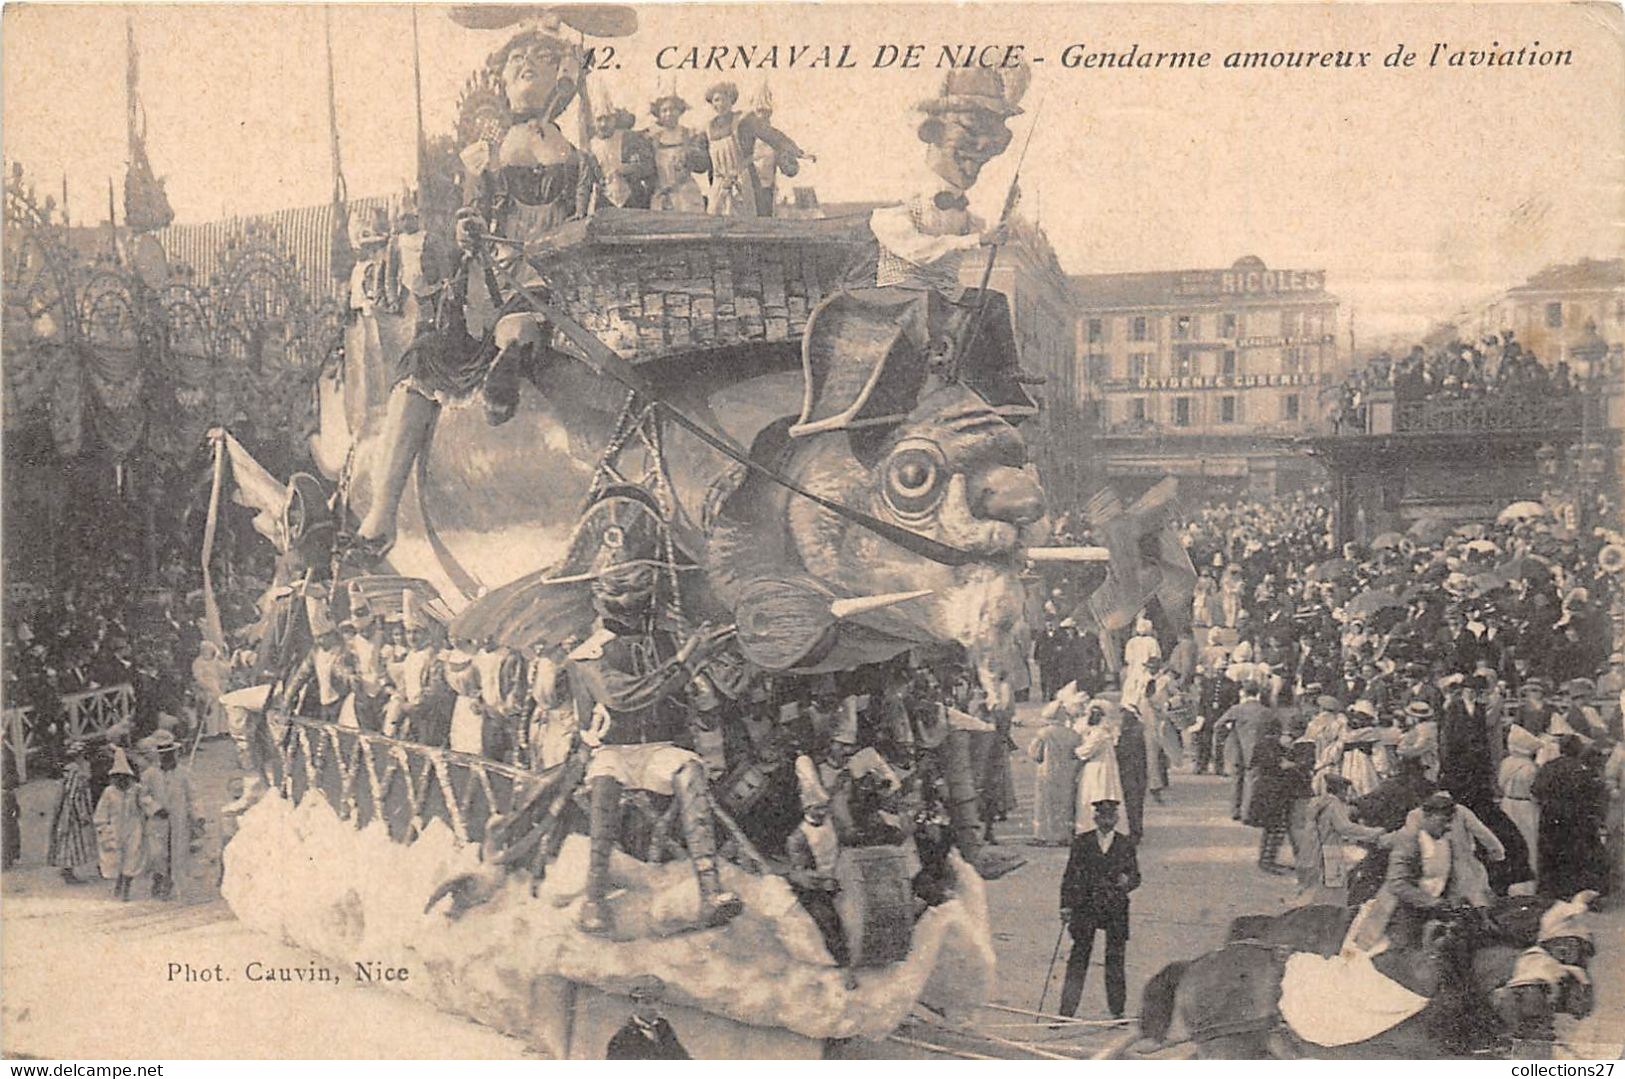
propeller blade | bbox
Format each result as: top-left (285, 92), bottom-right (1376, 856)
top-left (829, 590), bottom-right (934, 620)
top-left (448, 4), bottom-right (638, 36)
top-left (556, 4), bottom-right (639, 37)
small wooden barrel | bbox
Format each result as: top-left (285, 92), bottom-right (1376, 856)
top-left (834, 844), bottom-right (915, 967)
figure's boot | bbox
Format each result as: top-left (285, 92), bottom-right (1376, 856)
top-left (577, 775), bottom-right (622, 935)
top-left (675, 762), bottom-right (743, 928)
top-left (485, 315), bottom-right (544, 427)
top-left (357, 383), bottom-right (439, 544)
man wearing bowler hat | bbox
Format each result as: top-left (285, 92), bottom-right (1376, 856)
top-left (1058, 798), bottom-right (1141, 1019)
top-left (606, 975), bottom-right (690, 1059)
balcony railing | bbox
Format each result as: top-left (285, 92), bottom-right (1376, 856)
top-left (1392, 394), bottom-right (1587, 433)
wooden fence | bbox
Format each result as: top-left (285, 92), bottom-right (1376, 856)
top-left (2, 683), bottom-right (135, 781)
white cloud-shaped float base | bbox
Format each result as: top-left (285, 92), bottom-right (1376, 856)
top-left (222, 793), bottom-right (995, 1051)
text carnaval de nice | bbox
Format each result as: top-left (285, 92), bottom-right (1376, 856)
top-left (651, 41), bottom-right (1573, 71)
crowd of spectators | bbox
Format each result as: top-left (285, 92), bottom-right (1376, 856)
top-left (1332, 332), bottom-right (1582, 433)
top-left (1177, 488), bottom-right (1622, 902)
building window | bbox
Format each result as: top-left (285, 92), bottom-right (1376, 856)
top-left (1087, 318), bottom-right (1106, 343)
top-left (1280, 310), bottom-right (1298, 337)
top-left (1085, 353), bottom-right (1108, 383)
top-left (1131, 316), bottom-right (1149, 342)
top-left (1546, 302), bottom-right (1563, 328)
top-left (1173, 352), bottom-right (1194, 378)
top-left (1283, 393), bottom-right (1300, 421)
top-left (1221, 313), bottom-right (1237, 338)
top-left (1174, 397), bottom-right (1192, 427)
top-left (1130, 397), bottom-right (1148, 422)
top-left (1283, 347), bottom-right (1303, 374)
top-left (1129, 352), bottom-right (1152, 382)
top-left (1173, 314), bottom-right (1192, 340)
top-left (1219, 396), bottom-right (1237, 423)
top-left (1221, 350), bottom-right (1237, 378)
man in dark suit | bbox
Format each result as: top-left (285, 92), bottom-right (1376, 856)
top-left (606, 975), bottom-right (691, 1059)
top-left (1058, 799), bottom-right (1141, 1019)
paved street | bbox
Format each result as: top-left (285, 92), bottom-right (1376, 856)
top-left (4, 720), bottom-right (1620, 1058)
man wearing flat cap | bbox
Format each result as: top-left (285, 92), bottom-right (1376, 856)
top-left (606, 975), bottom-right (689, 1059)
top-left (1058, 798), bottom-right (1140, 1019)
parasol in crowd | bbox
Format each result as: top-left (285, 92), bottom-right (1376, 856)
top-left (1345, 588), bottom-right (1405, 620)
top-left (1307, 558), bottom-right (1353, 581)
top-left (1469, 572), bottom-right (1510, 596)
top-left (1497, 500), bottom-right (1549, 525)
top-left (1453, 522), bottom-right (1488, 539)
top-left (1370, 532), bottom-right (1405, 551)
top-left (1463, 538), bottom-right (1500, 556)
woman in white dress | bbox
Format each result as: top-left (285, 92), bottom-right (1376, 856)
top-left (1121, 616), bottom-right (1162, 710)
top-left (1498, 724), bottom-right (1541, 879)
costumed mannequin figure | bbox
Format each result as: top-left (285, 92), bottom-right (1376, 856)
top-left (357, 23), bottom-right (593, 551)
top-left (567, 549), bottom-right (740, 935)
top-left (699, 81), bottom-right (808, 218)
top-left (868, 65), bottom-right (1028, 293)
top-left (342, 585), bottom-right (389, 732)
top-left (280, 598), bottom-right (354, 722)
top-left (382, 592), bottom-right (450, 745)
top-left (747, 83), bottom-right (809, 216)
top-left (528, 643), bottom-right (577, 769)
top-left (647, 90), bottom-right (708, 213)
top-left (588, 91), bottom-right (655, 209)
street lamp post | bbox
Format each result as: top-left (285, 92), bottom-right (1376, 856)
top-left (1570, 320), bottom-right (1610, 532)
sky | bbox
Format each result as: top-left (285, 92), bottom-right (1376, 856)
top-left (4, 2), bottom-right (1623, 337)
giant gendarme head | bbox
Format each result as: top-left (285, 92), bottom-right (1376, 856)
top-left (493, 29), bottom-right (582, 120)
top-left (914, 66), bottom-right (1029, 192)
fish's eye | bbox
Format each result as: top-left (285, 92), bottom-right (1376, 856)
top-left (882, 440), bottom-right (949, 520)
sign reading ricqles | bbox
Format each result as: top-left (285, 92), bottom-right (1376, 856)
top-left (1176, 269), bottom-right (1328, 297)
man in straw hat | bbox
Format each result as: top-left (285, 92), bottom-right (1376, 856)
top-left (567, 547), bottom-right (740, 935)
top-left (138, 730), bottom-right (196, 900)
top-left (606, 974), bottom-right (690, 1059)
top-left (94, 747), bottom-right (145, 901)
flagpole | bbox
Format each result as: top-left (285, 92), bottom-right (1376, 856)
top-left (324, 8), bottom-right (353, 283)
top-left (411, 6), bottom-right (427, 198)
top-left (201, 432), bottom-right (227, 651)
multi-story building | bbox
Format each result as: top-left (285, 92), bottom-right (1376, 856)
top-left (1453, 257), bottom-right (1624, 370)
top-left (1069, 255), bottom-right (1340, 498)
top-left (958, 217), bottom-right (1089, 505)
